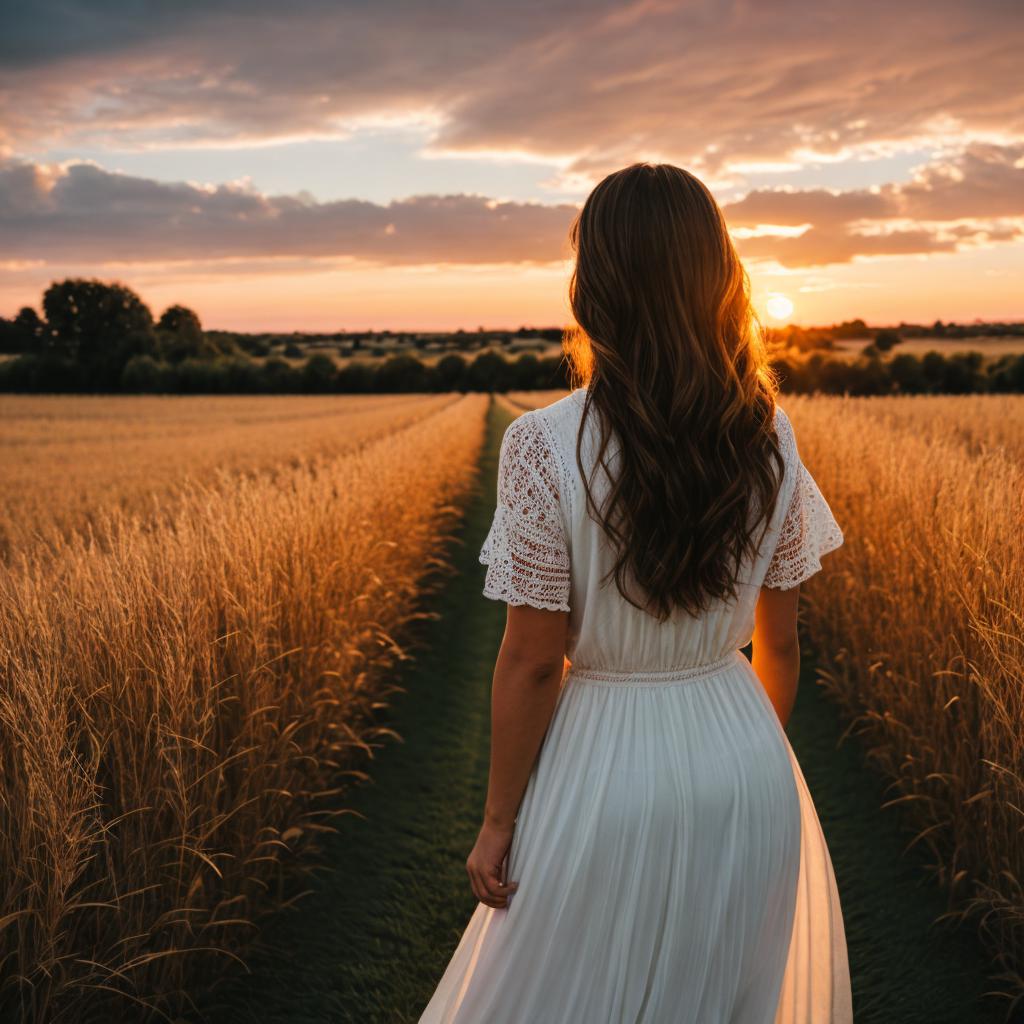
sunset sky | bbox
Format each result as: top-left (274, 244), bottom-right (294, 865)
top-left (1, 0), bottom-right (1021, 332)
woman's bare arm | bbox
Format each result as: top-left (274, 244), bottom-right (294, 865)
top-left (751, 584), bottom-right (801, 727)
top-left (466, 603), bottom-right (569, 909)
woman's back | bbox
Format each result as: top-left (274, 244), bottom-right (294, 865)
top-left (479, 387), bottom-right (843, 676)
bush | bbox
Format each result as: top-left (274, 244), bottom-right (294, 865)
top-left (873, 328), bottom-right (902, 352)
top-left (466, 351), bottom-right (511, 392)
top-left (435, 354), bottom-right (467, 392)
top-left (261, 357), bottom-right (301, 393)
top-left (0, 352), bottom-right (81, 392)
top-left (888, 353), bottom-right (927, 394)
top-left (120, 354), bottom-right (167, 393)
top-left (375, 354), bottom-right (433, 393)
top-left (301, 354), bottom-right (338, 393)
top-left (336, 362), bottom-right (376, 394)
top-left (5, 328), bottom-right (1024, 397)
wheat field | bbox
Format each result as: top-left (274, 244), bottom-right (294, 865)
top-left (0, 393), bottom-right (488, 1022)
top-left (787, 394), bottom-right (1024, 994)
top-left (4, 389), bottom-right (1023, 1018)
top-left (0, 393), bottom-right (455, 558)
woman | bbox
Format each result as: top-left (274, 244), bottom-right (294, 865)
top-left (418, 163), bottom-right (852, 1023)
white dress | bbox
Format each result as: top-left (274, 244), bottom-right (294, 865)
top-left (419, 388), bottom-right (852, 1024)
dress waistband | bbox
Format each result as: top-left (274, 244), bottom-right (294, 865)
top-left (564, 650), bottom-right (744, 687)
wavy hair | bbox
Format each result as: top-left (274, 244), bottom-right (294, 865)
top-left (563, 162), bottom-right (784, 621)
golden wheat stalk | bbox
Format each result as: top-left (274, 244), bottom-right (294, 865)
top-left (0, 393), bottom-right (488, 1022)
top-left (788, 394), bottom-right (1024, 996)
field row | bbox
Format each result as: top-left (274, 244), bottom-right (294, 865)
top-left (0, 394), bottom-right (488, 1022)
top-left (0, 393), bottom-right (457, 557)
top-left (788, 395), bottom-right (1024, 996)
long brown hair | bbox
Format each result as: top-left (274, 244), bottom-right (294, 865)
top-left (564, 162), bottom-right (784, 621)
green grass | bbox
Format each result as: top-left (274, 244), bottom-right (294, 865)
top-left (201, 397), bottom-right (1006, 1023)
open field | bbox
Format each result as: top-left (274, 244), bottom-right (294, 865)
top-left (0, 394), bottom-right (487, 1022)
top-left (830, 336), bottom-right (1024, 362)
top-left (2, 389), bottom-right (1021, 1021)
top-left (0, 393), bottom-right (455, 558)
top-left (790, 394), bottom-right (1024, 999)
top-left (199, 400), bottom-right (1006, 1024)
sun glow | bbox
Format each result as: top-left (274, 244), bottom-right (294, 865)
top-left (766, 294), bottom-right (795, 321)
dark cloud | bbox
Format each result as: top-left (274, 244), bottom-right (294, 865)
top-left (2, 141), bottom-right (1021, 270)
top-left (0, 158), bottom-right (579, 265)
top-left (0, 0), bottom-right (1020, 181)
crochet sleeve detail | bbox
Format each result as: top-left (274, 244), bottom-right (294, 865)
top-left (763, 409), bottom-right (845, 591)
top-left (479, 412), bottom-right (572, 612)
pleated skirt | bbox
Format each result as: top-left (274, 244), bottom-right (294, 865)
top-left (418, 650), bottom-right (852, 1024)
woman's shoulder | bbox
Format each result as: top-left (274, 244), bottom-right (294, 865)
top-left (506, 389), bottom-right (585, 454)
top-left (499, 392), bottom-right (585, 511)
top-left (530, 387), bottom-right (587, 426)
top-left (772, 402), bottom-right (798, 462)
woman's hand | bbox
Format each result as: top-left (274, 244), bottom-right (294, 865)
top-left (466, 820), bottom-right (518, 909)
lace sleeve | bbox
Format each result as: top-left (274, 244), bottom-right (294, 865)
top-left (763, 409), bottom-right (844, 591)
top-left (478, 412), bottom-right (572, 612)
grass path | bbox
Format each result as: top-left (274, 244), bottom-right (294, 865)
top-left (205, 398), bottom-right (1005, 1024)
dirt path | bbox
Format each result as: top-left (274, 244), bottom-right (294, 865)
top-left (204, 397), bottom-right (1006, 1024)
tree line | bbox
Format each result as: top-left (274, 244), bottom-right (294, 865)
top-left (1, 278), bottom-right (1023, 395)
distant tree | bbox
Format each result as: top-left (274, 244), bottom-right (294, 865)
top-left (301, 353), bottom-right (338, 393)
top-left (0, 307), bottom-right (46, 353)
top-left (337, 361), bottom-right (375, 393)
top-left (43, 278), bottom-right (156, 386)
top-left (818, 358), bottom-right (854, 394)
top-left (873, 328), bottom-right (902, 352)
top-left (223, 356), bottom-right (263, 393)
top-left (283, 341), bottom-right (303, 359)
top-left (921, 351), bottom-right (948, 392)
top-left (261, 357), bottom-right (300, 393)
top-left (120, 354), bottom-right (165, 393)
top-left (0, 317), bottom-right (15, 354)
top-left (157, 304), bottom-right (202, 342)
top-left (435, 354), bottom-right (467, 391)
top-left (888, 353), bottom-right (927, 394)
top-left (376, 354), bottom-right (430, 392)
top-left (467, 351), bottom-right (512, 391)
top-left (156, 304), bottom-right (218, 362)
top-left (987, 353), bottom-right (1024, 393)
top-left (850, 352), bottom-right (892, 395)
top-left (942, 351), bottom-right (984, 394)
top-left (833, 318), bottom-right (869, 339)
top-left (511, 353), bottom-right (541, 389)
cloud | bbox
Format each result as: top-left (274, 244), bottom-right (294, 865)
top-left (0, 157), bottom-right (579, 265)
top-left (1, 142), bottom-right (1021, 271)
top-left (722, 143), bottom-right (1024, 265)
top-left (0, 0), bottom-right (1021, 183)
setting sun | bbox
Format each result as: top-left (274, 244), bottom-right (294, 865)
top-left (766, 294), bottom-right (795, 321)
